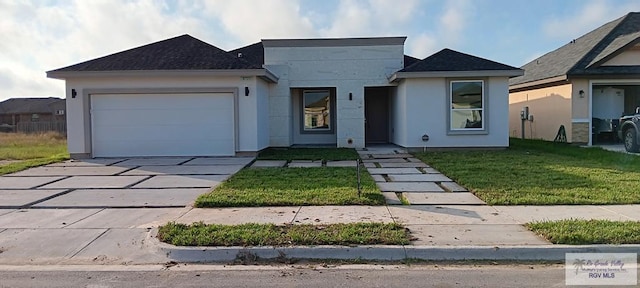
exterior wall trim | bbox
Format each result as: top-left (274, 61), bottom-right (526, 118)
top-left (391, 70), bottom-right (523, 82)
top-left (262, 37), bottom-right (407, 47)
top-left (48, 69), bottom-right (279, 83)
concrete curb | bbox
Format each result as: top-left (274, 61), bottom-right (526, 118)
top-left (158, 243), bottom-right (640, 263)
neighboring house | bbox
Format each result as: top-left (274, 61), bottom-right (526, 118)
top-left (0, 97), bottom-right (66, 133)
top-left (509, 12), bottom-right (640, 145)
top-left (47, 35), bottom-right (522, 158)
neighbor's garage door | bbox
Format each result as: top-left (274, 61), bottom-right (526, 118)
top-left (91, 93), bottom-right (235, 157)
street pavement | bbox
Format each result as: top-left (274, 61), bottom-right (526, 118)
top-left (0, 151), bottom-right (639, 265)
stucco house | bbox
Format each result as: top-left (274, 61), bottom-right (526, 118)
top-left (509, 12), bottom-right (640, 145)
top-left (47, 35), bottom-right (522, 158)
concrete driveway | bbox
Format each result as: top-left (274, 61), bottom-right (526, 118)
top-left (0, 157), bottom-right (252, 264)
top-left (1, 157), bottom-right (253, 208)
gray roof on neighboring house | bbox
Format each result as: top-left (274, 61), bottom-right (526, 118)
top-left (48, 35), bottom-right (261, 73)
top-left (510, 12), bottom-right (640, 87)
top-left (399, 48), bottom-right (520, 72)
top-left (0, 98), bottom-right (64, 114)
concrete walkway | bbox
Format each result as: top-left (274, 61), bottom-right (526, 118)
top-left (358, 146), bottom-right (484, 205)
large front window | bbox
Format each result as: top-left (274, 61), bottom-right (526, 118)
top-left (303, 90), bottom-right (331, 131)
top-left (450, 80), bottom-right (484, 130)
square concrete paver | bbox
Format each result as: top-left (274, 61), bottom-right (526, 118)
top-left (122, 165), bottom-right (244, 175)
top-left (183, 157), bottom-right (254, 166)
top-left (382, 192), bottom-right (402, 205)
top-left (378, 162), bottom-right (428, 168)
top-left (177, 207), bottom-right (297, 225)
top-left (440, 182), bottom-right (468, 192)
top-left (7, 166), bottom-right (131, 177)
top-left (371, 174), bottom-right (386, 182)
top-left (403, 192), bottom-right (485, 205)
top-left (46, 159), bottom-right (126, 167)
top-left (377, 182), bottom-right (444, 192)
top-left (326, 161), bottom-right (358, 167)
top-left (362, 158), bottom-right (407, 163)
top-left (133, 175), bottom-right (229, 188)
top-left (0, 176), bottom-right (65, 189)
top-left (68, 228), bottom-right (168, 264)
top-left (250, 160), bottom-right (287, 168)
top-left (0, 228), bottom-right (107, 264)
top-left (40, 176), bottom-right (148, 189)
top-left (367, 168), bottom-right (422, 175)
top-left (405, 224), bottom-right (549, 246)
top-left (294, 206), bottom-right (393, 224)
top-left (0, 189), bottom-right (67, 207)
top-left (68, 208), bottom-right (189, 228)
top-left (0, 208), bottom-right (102, 228)
top-left (494, 206), bottom-right (633, 224)
top-left (117, 158), bottom-right (191, 166)
top-left (363, 163), bottom-right (377, 168)
top-left (387, 205), bottom-right (518, 225)
top-left (33, 188), bottom-right (209, 208)
top-left (288, 161), bottom-right (322, 168)
top-left (387, 174), bottom-right (451, 182)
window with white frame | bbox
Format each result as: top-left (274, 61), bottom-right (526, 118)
top-left (450, 80), bottom-right (484, 130)
top-left (303, 90), bottom-right (331, 131)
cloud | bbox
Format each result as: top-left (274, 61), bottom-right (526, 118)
top-left (406, 0), bottom-right (473, 58)
top-left (202, 0), bottom-right (317, 46)
top-left (0, 0), bottom-right (210, 100)
top-left (320, 0), bottom-right (419, 37)
top-left (408, 33), bottom-right (438, 59)
top-left (543, 0), bottom-right (640, 39)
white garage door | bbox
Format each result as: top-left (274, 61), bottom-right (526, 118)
top-left (91, 93), bottom-right (235, 157)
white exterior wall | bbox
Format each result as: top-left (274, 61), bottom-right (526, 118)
top-left (64, 75), bottom-right (268, 156)
top-left (395, 77), bottom-right (510, 148)
top-left (255, 78), bottom-right (270, 150)
top-left (264, 45), bottom-right (404, 148)
top-left (390, 83), bottom-right (408, 146)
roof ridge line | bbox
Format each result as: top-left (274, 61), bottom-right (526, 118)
top-left (567, 12), bottom-right (631, 74)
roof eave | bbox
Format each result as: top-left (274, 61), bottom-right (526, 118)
top-left (389, 69), bottom-right (524, 82)
top-left (508, 75), bottom-right (569, 91)
top-left (46, 69), bottom-right (279, 83)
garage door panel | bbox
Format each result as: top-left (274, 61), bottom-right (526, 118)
top-left (91, 93), bottom-right (235, 157)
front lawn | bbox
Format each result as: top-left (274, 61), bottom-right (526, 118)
top-left (0, 132), bottom-right (69, 175)
top-left (257, 147), bottom-right (359, 161)
top-left (527, 219), bottom-right (640, 245)
top-left (414, 138), bottom-right (640, 205)
top-left (195, 167), bottom-right (384, 207)
top-left (158, 222), bottom-right (410, 246)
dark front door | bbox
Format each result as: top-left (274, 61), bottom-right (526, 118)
top-left (365, 87), bottom-right (390, 144)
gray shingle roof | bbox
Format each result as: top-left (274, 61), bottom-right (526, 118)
top-left (510, 12), bottom-right (640, 87)
top-left (399, 48), bottom-right (520, 72)
top-left (0, 98), bottom-right (64, 114)
top-left (404, 55), bottom-right (420, 68)
top-left (49, 35), bottom-right (261, 72)
top-left (229, 42), bottom-right (265, 66)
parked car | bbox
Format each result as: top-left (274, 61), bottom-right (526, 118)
top-left (0, 123), bottom-right (14, 133)
top-left (618, 107), bottom-right (640, 153)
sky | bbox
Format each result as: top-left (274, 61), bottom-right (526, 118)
top-left (1, 0), bottom-right (639, 101)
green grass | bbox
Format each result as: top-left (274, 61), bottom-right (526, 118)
top-left (257, 148), bottom-right (359, 161)
top-left (527, 219), bottom-right (640, 245)
top-left (413, 138), bottom-right (640, 205)
top-left (195, 167), bottom-right (384, 207)
top-left (157, 222), bottom-right (411, 246)
top-left (0, 132), bottom-right (69, 175)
